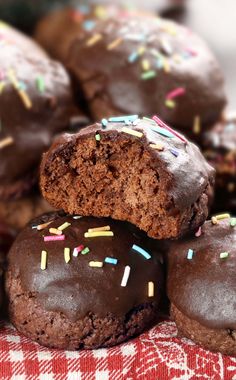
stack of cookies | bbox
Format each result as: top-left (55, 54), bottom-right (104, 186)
top-left (5, 115), bottom-right (235, 356)
top-left (0, 1), bottom-right (235, 358)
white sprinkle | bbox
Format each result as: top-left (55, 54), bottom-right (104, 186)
top-left (121, 266), bottom-right (131, 287)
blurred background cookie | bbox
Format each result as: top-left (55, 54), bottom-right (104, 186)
top-left (203, 114), bottom-right (236, 214)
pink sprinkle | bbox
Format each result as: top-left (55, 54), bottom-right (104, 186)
top-left (185, 47), bottom-right (198, 56)
top-left (152, 115), bottom-right (187, 143)
top-left (166, 87), bottom-right (186, 100)
top-left (195, 227), bottom-right (202, 237)
top-left (73, 245), bottom-right (84, 255)
top-left (44, 235), bottom-right (65, 242)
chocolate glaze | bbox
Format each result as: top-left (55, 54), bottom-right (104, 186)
top-left (167, 219), bottom-right (236, 329)
top-left (42, 118), bottom-right (215, 212)
top-left (203, 115), bottom-right (236, 212)
top-left (0, 22), bottom-right (77, 200)
top-left (0, 220), bottom-right (15, 308)
top-left (67, 14), bottom-right (226, 137)
top-left (7, 212), bottom-right (164, 321)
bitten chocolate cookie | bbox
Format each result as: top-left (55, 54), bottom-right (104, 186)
top-left (65, 13), bottom-right (226, 141)
top-left (167, 216), bottom-right (236, 355)
top-left (40, 116), bottom-right (215, 240)
top-left (6, 212), bottom-right (164, 350)
top-left (0, 22), bottom-right (77, 201)
top-left (203, 114), bottom-right (236, 213)
top-left (0, 193), bottom-right (53, 231)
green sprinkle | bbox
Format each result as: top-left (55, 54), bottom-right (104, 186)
top-left (36, 76), bottom-right (45, 93)
top-left (141, 70), bottom-right (156, 80)
top-left (230, 218), bottom-right (236, 227)
top-left (95, 134), bottom-right (101, 141)
top-left (81, 247), bottom-right (90, 255)
top-left (220, 252), bottom-right (229, 259)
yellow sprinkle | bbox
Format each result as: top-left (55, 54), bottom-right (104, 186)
top-left (49, 228), bottom-right (62, 236)
top-left (8, 69), bottom-right (18, 88)
top-left (165, 99), bottom-right (176, 108)
top-left (211, 216), bottom-right (219, 225)
top-left (142, 59), bottom-right (150, 71)
top-left (84, 231), bottom-right (114, 238)
top-left (121, 127), bottom-right (143, 138)
top-left (89, 261), bottom-right (103, 268)
top-left (193, 116), bottom-right (201, 134)
top-left (163, 58), bottom-right (170, 73)
top-left (37, 221), bottom-right (53, 231)
top-left (0, 21), bottom-right (8, 29)
top-left (41, 250), bottom-right (47, 270)
top-left (86, 33), bottom-right (102, 47)
top-left (0, 81), bottom-right (5, 94)
top-left (148, 281), bottom-right (154, 297)
top-left (0, 136), bottom-right (14, 150)
top-left (138, 46), bottom-right (146, 55)
top-left (150, 143), bottom-right (164, 151)
top-left (88, 226), bottom-right (111, 233)
top-left (64, 248), bottom-right (70, 263)
top-left (94, 5), bottom-right (107, 19)
top-left (58, 222), bottom-right (71, 231)
top-left (107, 37), bottom-right (123, 50)
top-left (215, 213), bottom-right (231, 220)
top-left (18, 90), bottom-right (32, 109)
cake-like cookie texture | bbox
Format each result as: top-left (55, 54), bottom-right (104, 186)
top-left (65, 13), bottom-right (226, 141)
top-left (203, 114), bottom-right (236, 213)
top-left (40, 116), bottom-right (215, 240)
top-left (0, 22), bottom-right (77, 201)
top-left (6, 212), bottom-right (164, 350)
top-left (167, 217), bottom-right (236, 355)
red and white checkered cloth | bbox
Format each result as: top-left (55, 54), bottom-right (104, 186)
top-left (0, 320), bottom-right (235, 380)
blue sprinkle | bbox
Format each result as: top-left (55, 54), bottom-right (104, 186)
top-left (18, 81), bottom-right (27, 91)
top-left (83, 20), bottom-right (96, 31)
top-left (156, 59), bottom-right (164, 69)
top-left (128, 51), bottom-right (139, 63)
top-left (170, 148), bottom-right (179, 157)
top-left (76, 4), bottom-right (90, 14)
top-left (105, 257), bottom-right (118, 265)
top-left (187, 249), bottom-right (194, 260)
top-left (109, 115), bottom-right (139, 123)
top-left (101, 118), bottom-right (108, 128)
top-left (151, 125), bottom-right (174, 138)
top-left (225, 123), bottom-right (236, 131)
top-left (132, 244), bottom-right (151, 260)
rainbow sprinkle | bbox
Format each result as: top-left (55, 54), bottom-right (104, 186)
top-left (33, 221), bottom-right (52, 231)
top-left (132, 244), bottom-right (151, 260)
top-left (187, 249), bottom-right (194, 260)
top-left (105, 257), bottom-right (118, 265)
top-left (0, 136), bottom-right (14, 149)
top-left (121, 266), bottom-right (131, 287)
top-left (121, 127), bottom-right (143, 138)
top-left (230, 218), bottom-right (236, 227)
top-left (101, 118), bottom-right (108, 128)
top-left (107, 37), bottom-right (123, 50)
top-left (195, 227), bottom-right (202, 237)
top-left (58, 222), bottom-right (71, 231)
top-left (86, 33), bottom-right (102, 46)
top-left (150, 143), bottom-right (164, 151)
top-left (73, 245), bottom-right (84, 257)
top-left (41, 250), bottom-right (47, 270)
top-left (49, 228), bottom-right (62, 236)
top-left (89, 261), bottom-right (103, 268)
top-left (109, 115), bottom-right (138, 123)
top-left (85, 231), bottom-right (114, 238)
top-left (44, 235), bottom-right (65, 242)
top-left (220, 252), bottom-right (229, 259)
top-left (170, 148), bottom-right (179, 157)
top-left (88, 226), bottom-right (110, 233)
top-left (193, 116), bottom-right (201, 134)
top-left (148, 281), bottom-right (154, 297)
top-left (95, 134), bottom-right (101, 141)
top-left (166, 87), bottom-right (185, 100)
top-left (64, 248), bottom-right (70, 263)
top-left (36, 76), bottom-right (45, 93)
top-left (141, 70), bottom-right (156, 80)
top-left (81, 247), bottom-right (90, 255)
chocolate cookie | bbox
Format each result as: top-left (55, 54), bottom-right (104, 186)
top-left (6, 212), bottom-right (164, 349)
top-left (0, 221), bottom-right (15, 311)
top-left (65, 13), bottom-right (226, 141)
top-left (203, 114), bottom-right (236, 213)
top-left (40, 116), bottom-right (215, 240)
top-left (167, 216), bottom-right (236, 355)
top-left (0, 22), bottom-right (77, 201)
top-left (0, 193), bottom-right (53, 231)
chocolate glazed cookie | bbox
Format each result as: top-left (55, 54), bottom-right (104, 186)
top-left (6, 213), bottom-right (164, 350)
top-left (66, 13), bottom-right (226, 142)
top-left (0, 22), bottom-right (77, 201)
top-left (167, 217), bottom-right (236, 355)
top-left (40, 116), bottom-right (215, 240)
